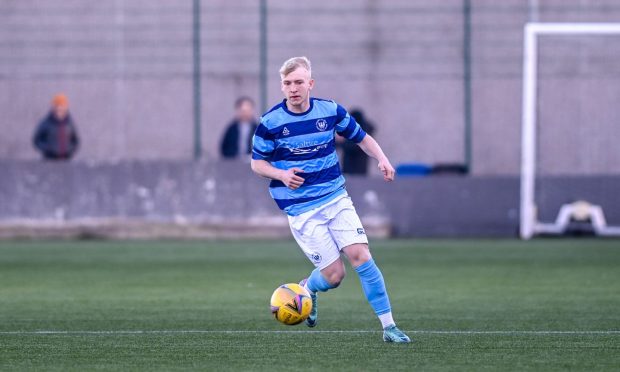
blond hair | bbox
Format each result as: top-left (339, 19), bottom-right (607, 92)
top-left (279, 56), bottom-right (311, 78)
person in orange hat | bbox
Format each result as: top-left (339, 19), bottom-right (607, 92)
top-left (33, 93), bottom-right (80, 160)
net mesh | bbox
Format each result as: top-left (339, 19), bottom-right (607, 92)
top-left (534, 34), bottom-right (620, 225)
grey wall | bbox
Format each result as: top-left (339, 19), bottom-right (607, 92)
top-left (1, 161), bottom-right (618, 238)
top-left (1, 0), bottom-right (620, 175)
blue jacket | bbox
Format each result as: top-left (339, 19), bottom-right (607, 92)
top-left (33, 112), bottom-right (80, 160)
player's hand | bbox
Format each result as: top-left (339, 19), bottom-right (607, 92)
top-left (378, 159), bottom-right (395, 182)
top-left (281, 168), bottom-right (305, 190)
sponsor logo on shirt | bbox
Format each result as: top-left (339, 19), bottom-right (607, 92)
top-left (357, 228), bottom-right (365, 235)
top-left (289, 143), bottom-right (328, 155)
top-left (282, 127), bottom-right (290, 136)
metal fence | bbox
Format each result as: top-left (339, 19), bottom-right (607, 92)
top-left (1, 0), bottom-right (620, 175)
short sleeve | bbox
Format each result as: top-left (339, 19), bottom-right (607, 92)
top-left (251, 120), bottom-right (275, 160)
top-left (334, 104), bottom-right (367, 143)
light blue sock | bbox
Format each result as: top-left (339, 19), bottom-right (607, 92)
top-left (306, 267), bottom-right (337, 293)
top-left (355, 259), bottom-right (391, 316)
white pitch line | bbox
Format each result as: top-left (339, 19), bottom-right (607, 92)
top-left (0, 330), bottom-right (619, 335)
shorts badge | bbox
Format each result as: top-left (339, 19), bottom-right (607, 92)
top-left (311, 252), bottom-right (322, 263)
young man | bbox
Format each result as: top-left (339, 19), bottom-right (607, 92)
top-left (220, 96), bottom-right (258, 160)
top-left (250, 57), bottom-right (410, 343)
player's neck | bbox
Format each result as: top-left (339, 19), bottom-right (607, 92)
top-left (286, 99), bottom-right (311, 114)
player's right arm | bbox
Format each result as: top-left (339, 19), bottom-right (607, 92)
top-left (251, 117), bottom-right (305, 190)
top-left (250, 160), bottom-right (304, 190)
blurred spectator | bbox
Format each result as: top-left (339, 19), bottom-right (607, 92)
top-left (33, 93), bottom-right (80, 160)
top-left (338, 108), bottom-right (376, 175)
top-left (220, 96), bottom-right (258, 159)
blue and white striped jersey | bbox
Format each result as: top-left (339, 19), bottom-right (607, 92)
top-left (252, 97), bottom-right (367, 216)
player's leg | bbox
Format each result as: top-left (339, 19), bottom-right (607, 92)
top-left (328, 197), bottom-right (411, 342)
top-left (298, 258), bottom-right (344, 328)
top-left (342, 244), bottom-right (410, 342)
top-left (343, 244), bottom-right (393, 326)
top-left (289, 210), bottom-right (343, 327)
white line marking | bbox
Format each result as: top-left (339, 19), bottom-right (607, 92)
top-left (0, 330), bottom-right (618, 335)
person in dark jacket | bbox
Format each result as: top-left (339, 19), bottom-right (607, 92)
top-left (337, 108), bottom-right (376, 175)
top-left (33, 93), bottom-right (80, 160)
top-left (220, 96), bottom-right (258, 159)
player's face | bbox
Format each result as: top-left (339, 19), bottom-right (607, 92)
top-left (281, 67), bottom-right (314, 113)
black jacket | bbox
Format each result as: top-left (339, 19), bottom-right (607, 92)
top-left (33, 112), bottom-right (79, 160)
top-left (220, 120), bottom-right (258, 158)
top-left (340, 112), bottom-right (375, 175)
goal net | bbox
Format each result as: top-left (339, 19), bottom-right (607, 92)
top-left (520, 23), bottom-right (620, 239)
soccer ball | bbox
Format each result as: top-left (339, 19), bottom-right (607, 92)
top-left (270, 283), bottom-right (313, 325)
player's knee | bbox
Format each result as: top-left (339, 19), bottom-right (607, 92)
top-left (329, 276), bottom-right (343, 288)
top-left (346, 244), bottom-right (372, 267)
top-left (320, 258), bottom-right (346, 287)
top-left (325, 267), bottom-right (345, 288)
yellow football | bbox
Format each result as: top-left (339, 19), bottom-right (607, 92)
top-left (270, 283), bottom-right (313, 325)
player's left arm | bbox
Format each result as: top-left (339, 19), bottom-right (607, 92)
top-left (357, 134), bottom-right (395, 181)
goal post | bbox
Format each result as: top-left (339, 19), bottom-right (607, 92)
top-left (520, 22), bottom-right (620, 240)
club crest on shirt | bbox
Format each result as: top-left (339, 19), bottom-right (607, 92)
top-left (315, 119), bottom-right (328, 131)
top-left (282, 127), bottom-right (290, 136)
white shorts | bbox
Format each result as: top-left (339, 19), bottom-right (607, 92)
top-left (288, 194), bottom-right (369, 270)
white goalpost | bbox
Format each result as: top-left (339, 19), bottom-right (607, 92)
top-left (520, 22), bottom-right (620, 239)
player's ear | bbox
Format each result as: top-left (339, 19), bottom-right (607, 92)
top-left (308, 78), bottom-right (315, 90)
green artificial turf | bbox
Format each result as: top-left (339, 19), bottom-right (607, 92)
top-left (0, 239), bottom-right (619, 371)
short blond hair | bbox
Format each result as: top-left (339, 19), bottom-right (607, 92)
top-left (279, 56), bottom-right (311, 78)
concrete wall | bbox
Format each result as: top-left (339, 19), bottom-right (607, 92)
top-left (1, 0), bottom-right (620, 175)
top-left (1, 161), bottom-right (619, 238)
